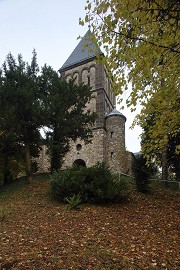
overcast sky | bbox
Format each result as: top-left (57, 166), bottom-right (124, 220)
top-left (0, 0), bottom-right (142, 153)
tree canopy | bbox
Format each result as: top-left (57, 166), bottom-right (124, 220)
top-left (0, 52), bottom-right (96, 183)
top-left (80, 0), bottom-right (180, 154)
top-left (39, 65), bottom-right (96, 172)
top-left (0, 51), bottom-right (42, 182)
top-left (140, 100), bottom-right (180, 181)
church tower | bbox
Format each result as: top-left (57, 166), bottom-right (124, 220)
top-left (59, 31), bottom-right (129, 173)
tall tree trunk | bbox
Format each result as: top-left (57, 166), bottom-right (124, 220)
top-left (162, 146), bottom-right (168, 186)
top-left (2, 138), bottom-right (13, 185)
top-left (50, 124), bottom-right (61, 173)
top-left (24, 142), bottom-right (32, 182)
top-left (3, 157), bottom-right (13, 185)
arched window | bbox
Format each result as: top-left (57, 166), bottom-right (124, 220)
top-left (89, 66), bottom-right (95, 89)
top-left (66, 74), bottom-right (71, 82)
top-left (73, 72), bottom-right (79, 85)
top-left (82, 69), bottom-right (88, 84)
top-left (87, 75), bottom-right (90, 86)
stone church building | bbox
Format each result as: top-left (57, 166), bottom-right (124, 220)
top-left (39, 31), bottom-right (132, 174)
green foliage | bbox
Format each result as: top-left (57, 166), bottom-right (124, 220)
top-left (84, 162), bottom-right (122, 203)
top-left (51, 162), bottom-right (132, 204)
top-left (0, 51), bottom-right (42, 181)
top-left (0, 132), bottom-right (26, 185)
top-left (116, 174), bottom-right (135, 193)
top-left (132, 153), bottom-right (156, 193)
top-left (39, 65), bottom-right (97, 172)
top-left (0, 52), bottom-right (96, 184)
top-left (65, 194), bottom-right (82, 210)
top-left (50, 166), bottom-right (86, 201)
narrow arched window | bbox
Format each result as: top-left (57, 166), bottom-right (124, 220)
top-left (87, 75), bottom-right (90, 86)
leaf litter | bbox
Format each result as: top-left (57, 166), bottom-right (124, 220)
top-left (0, 179), bottom-right (179, 269)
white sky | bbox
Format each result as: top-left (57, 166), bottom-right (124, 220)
top-left (0, 0), bottom-right (141, 153)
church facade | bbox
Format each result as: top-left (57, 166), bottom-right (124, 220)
top-left (56, 31), bottom-right (132, 174)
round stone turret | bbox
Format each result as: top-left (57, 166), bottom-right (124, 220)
top-left (105, 108), bottom-right (126, 121)
top-left (105, 108), bottom-right (126, 172)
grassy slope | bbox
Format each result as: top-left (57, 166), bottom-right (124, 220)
top-left (0, 174), bottom-right (179, 270)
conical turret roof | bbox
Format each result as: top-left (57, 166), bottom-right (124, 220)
top-left (59, 30), bottom-right (103, 72)
top-left (105, 109), bottom-right (126, 122)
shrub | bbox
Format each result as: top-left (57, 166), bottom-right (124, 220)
top-left (132, 153), bottom-right (156, 193)
top-left (50, 162), bottom-right (132, 204)
top-left (50, 166), bottom-right (85, 201)
top-left (85, 162), bottom-right (122, 203)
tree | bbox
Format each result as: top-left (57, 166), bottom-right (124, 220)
top-left (39, 65), bottom-right (96, 172)
top-left (0, 51), bottom-right (42, 182)
top-left (80, 0), bottom-right (180, 154)
top-left (132, 152), bottom-right (157, 193)
top-left (140, 98), bottom-right (180, 182)
top-left (167, 132), bottom-right (180, 181)
top-left (0, 130), bottom-right (26, 185)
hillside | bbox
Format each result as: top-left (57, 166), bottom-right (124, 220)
top-left (0, 175), bottom-right (179, 269)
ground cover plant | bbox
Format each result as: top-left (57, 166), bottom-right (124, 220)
top-left (0, 174), bottom-right (179, 269)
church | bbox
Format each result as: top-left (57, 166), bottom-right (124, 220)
top-left (56, 31), bottom-right (132, 174)
top-left (38, 31), bottom-right (132, 174)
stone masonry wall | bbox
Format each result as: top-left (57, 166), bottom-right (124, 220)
top-left (37, 145), bottom-right (50, 172)
top-left (61, 128), bottom-right (106, 169)
top-left (63, 61), bottom-right (96, 91)
top-left (105, 115), bottom-right (127, 173)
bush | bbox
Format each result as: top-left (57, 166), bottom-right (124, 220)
top-left (50, 166), bottom-right (87, 202)
top-left (132, 153), bottom-right (156, 193)
top-left (50, 162), bottom-right (131, 204)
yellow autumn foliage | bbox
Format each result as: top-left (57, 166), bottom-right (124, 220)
top-left (81, 0), bottom-right (180, 152)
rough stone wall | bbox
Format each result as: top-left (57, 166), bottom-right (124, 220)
top-left (61, 128), bottom-right (106, 168)
top-left (63, 61), bottom-right (96, 91)
top-left (105, 115), bottom-right (127, 173)
top-left (37, 145), bottom-right (50, 172)
top-left (126, 151), bottom-right (134, 176)
top-left (63, 61), bottom-right (116, 129)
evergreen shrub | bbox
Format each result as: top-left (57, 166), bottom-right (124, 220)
top-left (50, 162), bottom-right (131, 204)
top-left (132, 153), bottom-right (156, 193)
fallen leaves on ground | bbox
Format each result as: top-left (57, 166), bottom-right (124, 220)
top-left (0, 178), bottom-right (179, 269)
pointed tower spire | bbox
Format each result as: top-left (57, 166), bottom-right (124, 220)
top-left (59, 31), bottom-right (103, 72)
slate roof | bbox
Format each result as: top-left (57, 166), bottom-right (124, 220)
top-left (59, 30), bottom-right (103, 72)
top-left (105, 109), bottom-right (127, 122)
